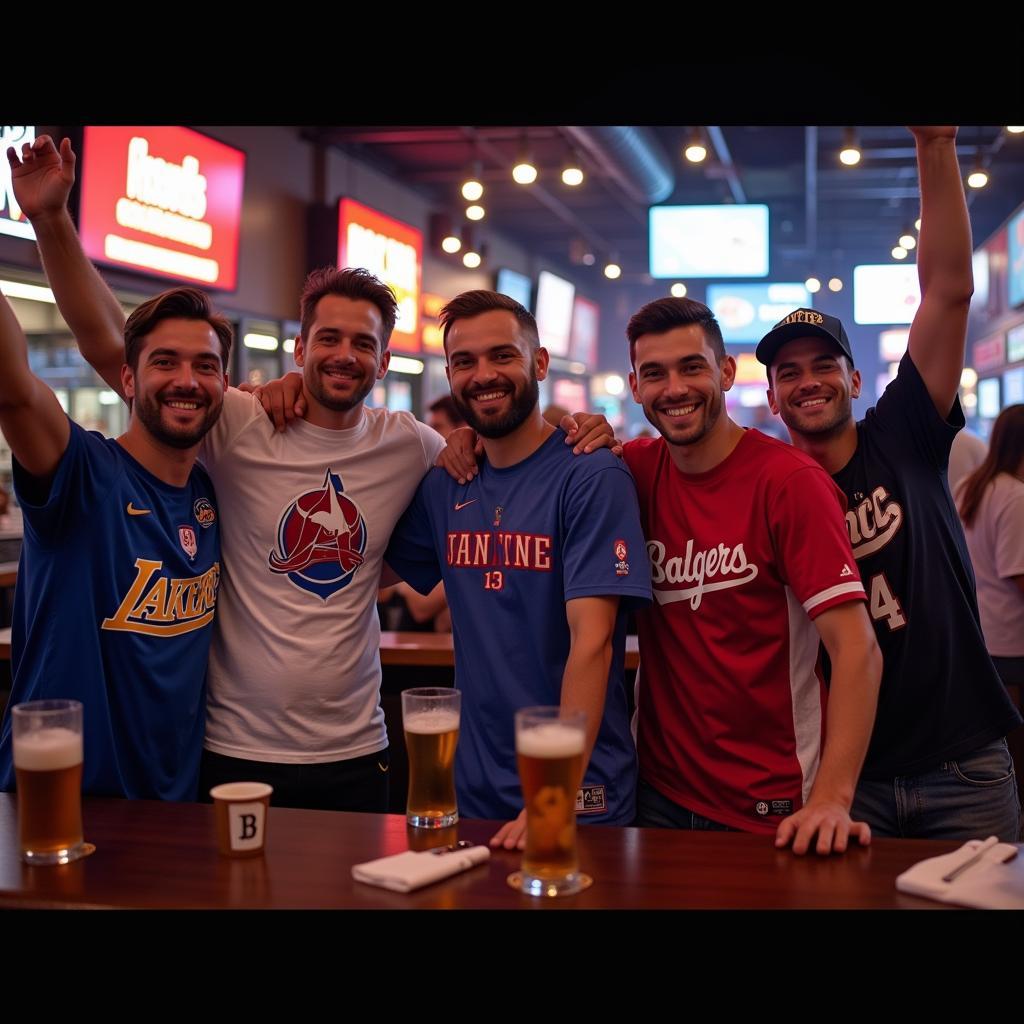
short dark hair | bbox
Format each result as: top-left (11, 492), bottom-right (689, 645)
top-left (439, 290), bottom-right (539, 350)
top-left (428, 394), bottom-right (464, 424)
top-left (626, 297), bottom-right (726, 365)
top-left (299, 266), bottom-right (398, 350)
top-left (124, 287), bottom-right (233, 370)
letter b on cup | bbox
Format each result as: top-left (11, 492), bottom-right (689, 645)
top-left (210, 782), bottom-right (273, 858)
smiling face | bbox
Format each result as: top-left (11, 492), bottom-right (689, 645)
top-left (294, 293), bottom-right (390, 415)
top-left (766, 336), bottom-right (861, 439)
top-left (445, 308), bottom-right (548, 439)
top-left (628, 323), bottom-right (735, 450)
top-left (123, 318), bottom-right (226, 450)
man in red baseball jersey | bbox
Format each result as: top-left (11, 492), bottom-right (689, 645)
top-left (624, 296), bottom-right (882, 855)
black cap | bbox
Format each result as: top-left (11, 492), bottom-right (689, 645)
top-left (755, 308), bottom-right (855, 368)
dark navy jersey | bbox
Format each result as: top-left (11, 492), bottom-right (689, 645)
top-left (386, 430), bottom-right (650, 824)
top-left (0, 421), bottom-right (220, 800)
top-left (831, 354), bottom-right (1020, 777)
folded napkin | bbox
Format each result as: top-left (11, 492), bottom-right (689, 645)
top-left (352, 845), bottom-right (491, 893)
top-left (895, 837), bottom-right (1023, 908)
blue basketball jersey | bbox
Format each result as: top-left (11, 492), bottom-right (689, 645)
top-left (386, 430), bottom-right (650, 824)
top-left (0, 421), bottom-right (220, 800)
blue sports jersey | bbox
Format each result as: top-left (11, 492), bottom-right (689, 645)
top-left (0, 421), bottom-right (220, 800)
top-left (386, 429), bottom-right (650, 824)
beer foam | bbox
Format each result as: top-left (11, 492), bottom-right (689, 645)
top-left (13, 727), bottom-right (82, 771)
top-left (517, 722), bottom-right (585, 759)
top-left (404, 710), bottom-right (460, 735)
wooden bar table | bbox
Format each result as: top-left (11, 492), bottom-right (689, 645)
top-left (0, 794), bottom-right (959, 910)
top-left (379, 631), bottom-right (639, 671)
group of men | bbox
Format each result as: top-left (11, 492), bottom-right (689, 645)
top-left (0, 124), bottom-right (1018, 853)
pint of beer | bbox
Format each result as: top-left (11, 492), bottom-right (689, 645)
top-left (402, 688), bottom-right (460, 829)
top-left (515, 707), bottom-right (586, 897)
top-left (11, 700), bottom-right (86, 866)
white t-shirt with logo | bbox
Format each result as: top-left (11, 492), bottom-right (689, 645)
top-left (199, 388), bottom-right (444, 762)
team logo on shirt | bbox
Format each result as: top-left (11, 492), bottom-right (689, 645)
top-left (102, 559), bottom-right (220, 637)
top-left (647, 538), bottom-right (759, 610)
top-left (576, 785), bottom-right (607, 815)
top-left (268, 469), bottom-right (367, 601)
top-left (754, 799), bottom-right (793, 817)
top-left (614, 539), bottom-right (630, 576)
top-left (193, 497), bottom-right (217, 528)
top-left (178, 526), bottom-right (198, 560)
top-left (845, 485), bottom-right (904, 559)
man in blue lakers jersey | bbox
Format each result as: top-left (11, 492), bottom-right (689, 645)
top-left (0, 136), bottom-right (229, 799)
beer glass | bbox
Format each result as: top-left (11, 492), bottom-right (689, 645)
top-left (515, 706), bottom-right (586, 897)
top-left (401, 687), bottom-right (460, 828)
top-left (12, 699), bottom-right (86, 865)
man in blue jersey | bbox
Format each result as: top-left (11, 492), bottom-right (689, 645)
top-left (0, 139), bottom-right (230, 799)
top-left (385, 290), bottom-right (651, 847)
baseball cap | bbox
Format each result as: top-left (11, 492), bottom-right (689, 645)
top-left (755, 308), bottom-right (855, 368)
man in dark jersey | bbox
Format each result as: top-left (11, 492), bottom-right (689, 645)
top-left (758, 125), bottom-right (1022, 841)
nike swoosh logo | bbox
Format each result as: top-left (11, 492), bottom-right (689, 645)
top-left (454, 499), bottom-right (477, 511)
top-left (126, 503), bottom-right (151, 516)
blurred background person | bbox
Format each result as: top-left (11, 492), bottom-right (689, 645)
top-left (948, 425), bottom-right (987, 494)
top-left (427, 395), bottom-right (465, 440)
top-left (377, 395), bottom-right (460, 631)
top-left (957, 403), bottom-right (1024, 827)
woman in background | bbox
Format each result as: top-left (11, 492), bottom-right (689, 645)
top-left (958, 404), bottom-right (1024, 830)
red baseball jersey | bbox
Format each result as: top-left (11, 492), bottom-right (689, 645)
top-left (624, 429), bottom-right (867, 833)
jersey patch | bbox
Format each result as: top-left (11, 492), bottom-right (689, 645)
top-left (576, 784), bottom-right (607, 815)
top-left (754, 798), bottom-right (793, 817)
top-left (269, 469), bottom-right (367, 601)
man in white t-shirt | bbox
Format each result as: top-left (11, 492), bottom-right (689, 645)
top-left (191, 267), bottom-right (444, 809)
top-left (14, 137), bottom-right (445, 811)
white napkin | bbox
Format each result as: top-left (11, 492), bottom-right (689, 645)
top-left (352, 845), bottom-right (491, 893)
top-left (895, 837), bottom-right (1023, 908)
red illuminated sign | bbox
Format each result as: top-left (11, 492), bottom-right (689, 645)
top-left (338, 198), bottom-right (422, 352)
top-left (79, 126), bottom-right (245, 290)
top-left (973, 333), bottom-right (1006, 373)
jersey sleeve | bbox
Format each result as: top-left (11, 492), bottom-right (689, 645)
top-left (13, 419), bottom-right (121, 548)
top-left (561, 458), bottom-right (652, 608)
top-left (870, 352), bottom-right (963, 470)
top-left (768, 464), bottom-right (866, 619)
top-left (384, 472), bottom-right (443, 595)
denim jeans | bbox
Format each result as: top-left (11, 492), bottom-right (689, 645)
top-left (852, 738), bottom-right (1021, 842)
top-left (634, 778), bottom-right (736, 831)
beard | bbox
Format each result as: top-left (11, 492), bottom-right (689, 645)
top-left (452, 371), bottom-right (540, 439)
top-left (304, 361), bottom-right (376, 413)
top-left (134, 387), bottom-right (222, 450)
